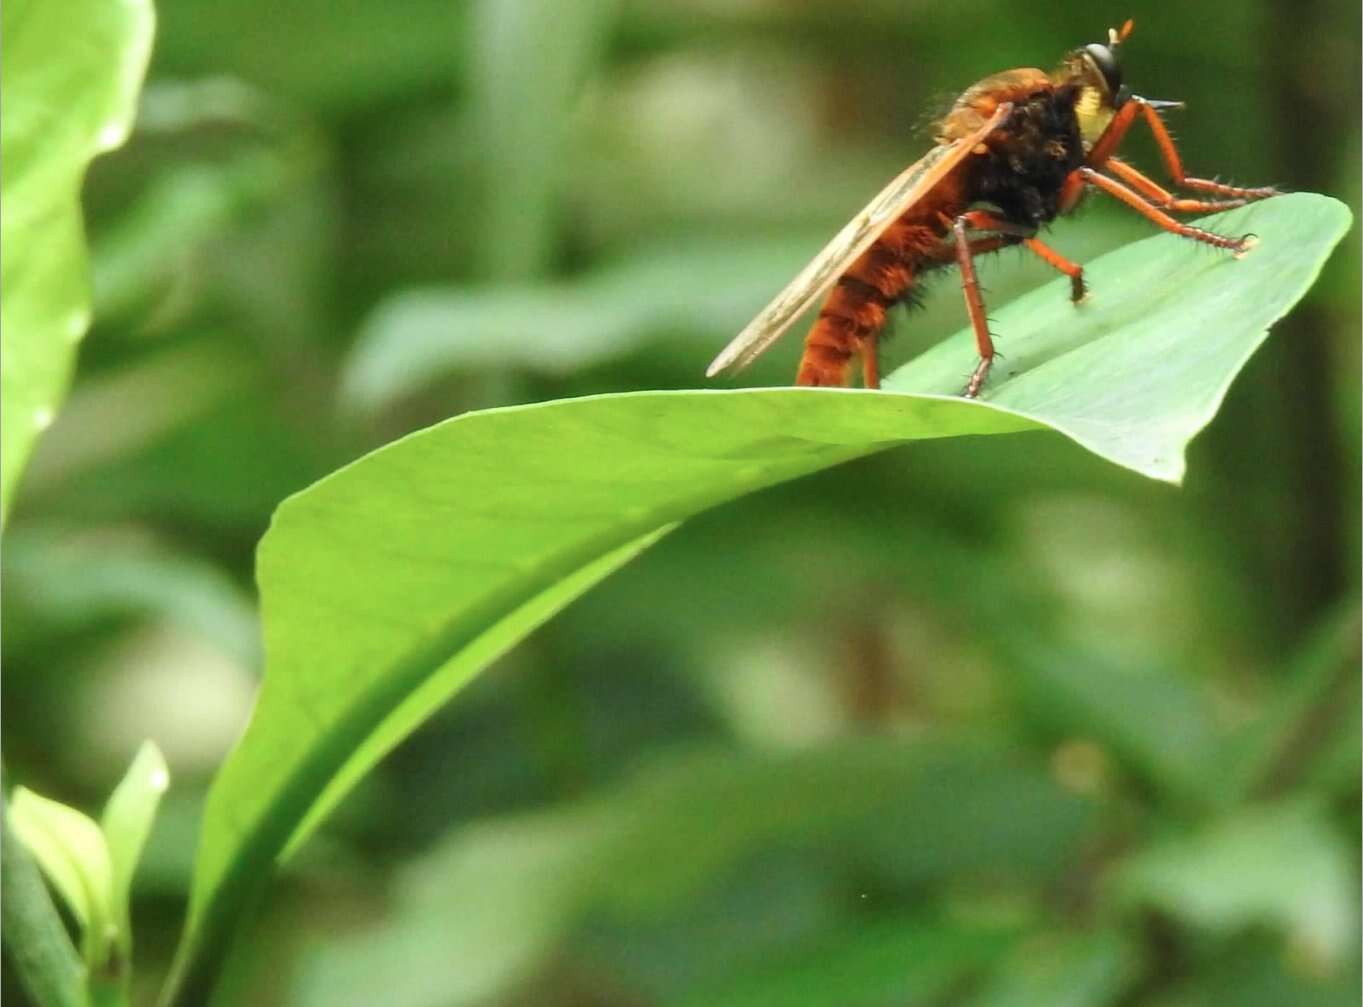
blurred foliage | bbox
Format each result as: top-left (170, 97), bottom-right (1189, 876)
top-left (2, 1), bottom-right (1359, 1005)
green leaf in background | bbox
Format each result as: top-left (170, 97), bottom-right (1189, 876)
top-left (167, 193), bottom-right (1348, 1001)
top-left (0, 0), bottom-right (155, 525)
top-left (10, 742), bottom-right (169, 987)
top-left (342, 237), bottom-right (816, 412)
top-left (1115, 800), bottom-right (1357, 971)
top-left (963, 930), bottom-right (1136, 1007)
top-left (100, 741), bottom-right (170, 963)
top-left (3, 526), bottom-right (261, 669)
top-left (2, 806), bottom-right (88, 1007)
top-left (10, 787), bottom-right (117, 970)
top-left (1003, 640), bottom-right (1225, 806)
top-left (467, 0), bottom-right (617, 281)
top-left (295, 739), bottom-right (1090, 1007)
top-left (671, 915), bottom-right (1015, 1007)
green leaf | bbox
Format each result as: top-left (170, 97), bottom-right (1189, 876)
top-left (670, 915), bottom-right (1015, 1007)
top-left (0, 0), bottom-right (155, 525)
top-left (9, 788), bottom-right (116, 970)
top-left (100, 741), bottom-right (170, 961)
top-left (10, 744), bottom-right (169, 996)
top-left (1001, 639), bottom-right (1225, 807)
top-left (3, 525), bottom-right (261, 668)
top-left (169, 193), bottom-right (1347, 1002)
top-left (343, 236), bottom-right (815, 412)
top-left (1, 805), bottom-right (88, 1007)
top-left (885, 195), bottom-right (1351, 481)
top-left (468, 0), bottom-right (616, 280)
top-left (1114, 801), bottom-right (1357, 970)
top-left (1215, 602), bottom-right (1360, 803)
top-left (963, 930), bottom-right (1136, 1007)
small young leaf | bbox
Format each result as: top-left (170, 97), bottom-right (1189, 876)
top-left (9, 788), bottom-right (116, 970)
top-left (101, 741), bottom-right (170, 960)
top-left (1, 807), bottom-right (88, 1007)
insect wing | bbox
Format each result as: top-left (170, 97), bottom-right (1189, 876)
top-left (706, 103), bottom-right (1011, 378)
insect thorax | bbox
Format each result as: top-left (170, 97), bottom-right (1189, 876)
top-left (970, 86), bottom-right (1086, 228)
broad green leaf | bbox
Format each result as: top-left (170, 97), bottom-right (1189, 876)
top-left (885, 196), bottom-right (1351, 481)
top-left (0, 0), bottom-right (155, 524)
top-left (170, 193), bottom-right (1347, 1000)
top-left (10, 787), bottom-right (116, 969)
top-left (101, 741), bottom-right (170, 960)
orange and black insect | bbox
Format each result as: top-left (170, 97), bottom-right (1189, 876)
top-left (706, 21), bottom-right (1277, 397)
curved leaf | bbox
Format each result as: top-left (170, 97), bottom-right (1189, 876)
top-left (167, 193), bottom-right (1348, 1002)
top-left (1, 807), bottom-right (87, 1007)
top-left (101, 741), bottom-right (170, 960)
top-left (10, 787), bottom-right (115, 969)
top-left (0, 0), bottom-right (155, 524)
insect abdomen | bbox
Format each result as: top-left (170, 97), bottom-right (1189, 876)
top-left (795, 220), bottom-right (940, 387)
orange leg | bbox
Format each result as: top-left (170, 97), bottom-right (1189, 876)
top-left (1076, 167), bottom-right (1251, 252)
top-left (949, 209), bottom-right (1032, 238)
top-left (963, 233), bottom-right (1087, 303)
top-left (948, 211), bottom-right (1088, 395)
top-left (1080, 97), bottom-right (1144, 184)
top-left (1133, 102), bottom-right (1278, 200)
top-left (951, 213), bottom-right (997, 398)
top-left (1083, 98), bottom-right (1278, 202)
top-left (1106, 157), bottom-right (1250, 214)
top-left (1022, 236), bottom-right (1086, 301)
top-left (953, 209), bottom-right (1086, 304)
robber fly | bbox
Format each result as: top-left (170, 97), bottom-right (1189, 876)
top-left (706, 20), bottom-right (1277, 397)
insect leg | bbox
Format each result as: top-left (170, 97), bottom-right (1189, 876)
top-left (1080, 98), bottom-right (1143, 175)
top-left (1021, 237), bottom-right (1086, 301)
top-left (1135, 102), bottom-right (1278, 201)
top-left (959, 227), bottom-right (1085, 303)
top-left (1106, 157), bottom-right (1250, 214)
top-left (1075, 167), bottom-right (1252, 251)
top-left (949, 209), bottom-right (1034, 239)
top-left (951, 213), bottom-right (998, 398)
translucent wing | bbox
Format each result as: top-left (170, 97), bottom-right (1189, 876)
top-left (706, 103), bottom-right (1012, 378)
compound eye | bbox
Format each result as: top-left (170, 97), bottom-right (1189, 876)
top-left (1082, 43), bottom-right (1122, 93)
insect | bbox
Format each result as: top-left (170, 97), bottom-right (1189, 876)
top-left (706, 21), bottom-right (1277, 397)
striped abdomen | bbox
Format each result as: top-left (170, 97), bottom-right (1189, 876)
top-left (795, 218), bottom-right (945, 387)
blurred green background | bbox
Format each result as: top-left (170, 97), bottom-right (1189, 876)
top-left (3, 0), bottom-right (1359, 1004)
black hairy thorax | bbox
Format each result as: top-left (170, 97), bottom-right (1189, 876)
top-left (970, 84), bottom-right (1086, 228)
